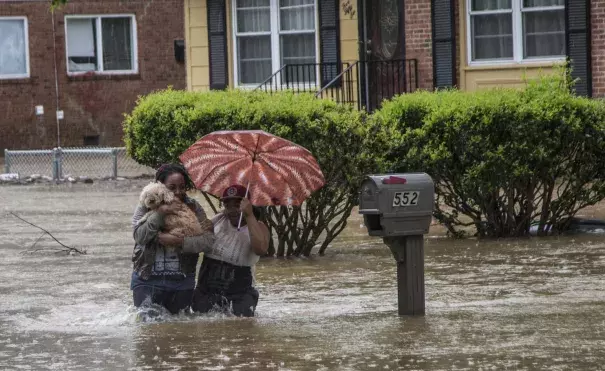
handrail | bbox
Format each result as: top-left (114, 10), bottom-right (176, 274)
top-left (254, 65), bottom-right (288, 91)
top-left (253, 59), bottom-right (419, 112)
top-left (314, 61), bottom-right (359, 98)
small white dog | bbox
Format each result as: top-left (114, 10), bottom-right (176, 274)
top-left (139, 182), bottom-right (212, 238)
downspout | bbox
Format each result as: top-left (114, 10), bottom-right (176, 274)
top-left (51, 9), bottom-right (61, 148)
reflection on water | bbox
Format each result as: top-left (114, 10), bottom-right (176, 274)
top-left (1, 181), bottom-right (605, 370)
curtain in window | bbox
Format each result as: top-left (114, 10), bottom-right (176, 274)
top-left (66, 18), bottom-right (96, 72)
top-left (237, 0), bottom-right (271, 84)
top-left (524, 0), bottom-right (564, 6)
top-left (470, 0), bottom-right (512, 60)
top-left (523, 0), bottom-right (565, 58)
top-left (280, 0), bottom-right (316, 83)
top-left (102, 17), bottom-right (133, 71)
top-left (0, 20), bottom-right (27, 75)
top-left (471, 0), bottom-right (511, 11)
top-left (280, 0), bottom-right (315, 30)
top-left (237, 0), bottom-right (271, 32)
top-left (238, 36), bottom-right (272, 84)
top-left (471, 14), bottom-right (513, 60)
top-left (523, 9), bottom-right (565, 57)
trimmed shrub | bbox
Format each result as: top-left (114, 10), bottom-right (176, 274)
top-left (124, 90), bottom-right (387, 255)
top-left (373, 71), bottom-right (605, 237)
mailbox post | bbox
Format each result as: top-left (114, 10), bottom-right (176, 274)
top-left (359, 173), bottom-right (434, 316)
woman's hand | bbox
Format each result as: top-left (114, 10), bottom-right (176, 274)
top-left (240, 198), bottom-right (254, 218)
top-left (158, 232), bottom-right (184, 247)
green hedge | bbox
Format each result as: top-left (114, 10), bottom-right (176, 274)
top-left (124, 71), bottom-right (605, 241)
top-left (372, 71), bottom-right (605, 237)
top-left (124, 90), bottom-right (386, 256)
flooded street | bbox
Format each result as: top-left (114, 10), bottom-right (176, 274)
top-left (1, 181), bottom-right (605, 370)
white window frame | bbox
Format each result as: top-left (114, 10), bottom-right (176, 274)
top-left (64, 14), bottom-right (138, 75)
top-left (0, 16), bottom-right (30, 80)
top-left (231, 0), bottom-right (320, 89)
top-left (466, 0), bottom-right (566, 66)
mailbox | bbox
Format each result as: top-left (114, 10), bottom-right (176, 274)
top-left (358, 172), bottom-right (435, 316)
top-left (359, 173), bottom-right (434, 237)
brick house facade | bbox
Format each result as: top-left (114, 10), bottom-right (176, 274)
top-left (184, 0), bottom-right (600, 112)
top-left (0, 0), bottom-right (186, 153)
top-left (405, 0), bottom-right (434, 91)
top-left (390, 0), bottom-right (601, 98)
top-left (184, 0), bottom-right (436, 109)
top-left (590, 1), bottom-right (605, 97)
top-left (2, 0), bottom-right (602, 155)
top-left (429, 0), bottom-right (600, 98)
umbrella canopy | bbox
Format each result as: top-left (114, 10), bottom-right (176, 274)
top-left (179, 130), bottom-right (325, 206)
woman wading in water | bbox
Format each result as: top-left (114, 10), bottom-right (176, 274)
top-left (191, 184), bottom-right (269, 317)
top-left (130, 164), bottom-right (215, 315)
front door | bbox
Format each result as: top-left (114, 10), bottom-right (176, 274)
top-left (360, 0), bottom-right (407, 111)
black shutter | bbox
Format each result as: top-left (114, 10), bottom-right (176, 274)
top-left (431, 0), bottom-right (456, 89)
top-left (319, 0), bottom-right (341, 88)
top-left (565, 0), bottom-right (592, 97)
top-left (207, 0), bottom-right (228, 90)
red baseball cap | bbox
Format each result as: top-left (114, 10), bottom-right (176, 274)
top-left (221, 184), bottom-right (249, 200)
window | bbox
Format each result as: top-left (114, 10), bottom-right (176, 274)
top-left (65, 15), bottom-right (137, 74)
top-left (233, 0), bottom-right (318, 86)
top-left (467, 0), bottom-right (565, 63)
top-left (0, 17), bottom-right (29, 79)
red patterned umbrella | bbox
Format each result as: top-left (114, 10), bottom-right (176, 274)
top-left (179, 130), bottom-right (325, 206)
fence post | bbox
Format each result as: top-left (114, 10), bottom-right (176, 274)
top-left (4, 149), bottom-right (10, 174)
top-left (52, 148), bottom-right (63, 180)
top-left (111, 148), bottom-right (118, 178)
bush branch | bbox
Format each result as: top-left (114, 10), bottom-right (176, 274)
top-left (9, 212), bottom-right (86, 255)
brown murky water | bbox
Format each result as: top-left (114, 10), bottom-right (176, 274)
top-left (1, 180), bottom-right (605, 370)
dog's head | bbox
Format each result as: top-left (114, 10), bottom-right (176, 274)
top-left (139, 182), bottom-right (175, 209)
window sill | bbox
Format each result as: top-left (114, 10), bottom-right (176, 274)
top-left (0, 77), bottom-right (33, 85)
top-left (238, 83), bottom-right (319, 91)
top-left (465, 60), bottom-right (565, 71)
top-left (67, 72), bottom-right (141, 82)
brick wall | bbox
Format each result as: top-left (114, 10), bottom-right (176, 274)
top-left (0, 0), bottom-right (186, 153)
top-left (405, 0), bottom-right (434, 91)
top-left (592, 1), bottom-right (605, 97)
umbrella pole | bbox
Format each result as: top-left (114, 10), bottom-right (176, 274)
top-left (237, 181), bottom-right (250, 231)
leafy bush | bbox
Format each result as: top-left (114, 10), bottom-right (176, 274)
top-left (373, 71), bottom-right (605, 237)
top-left (124, 90), bottom-right (387, 256)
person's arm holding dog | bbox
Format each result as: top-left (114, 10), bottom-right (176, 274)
top-left (133, 202), bottom-right (181, 246)
top-left (158, 199), bottom-right (216, 253)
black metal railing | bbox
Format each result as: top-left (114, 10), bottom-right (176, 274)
top-left (361, 59), bottom-right (418, 111)
top-left (254, 62), bottom-right (346, 94)
top-left (314, 62), bottom-right (360, 108)
top-left (256, 59), bottom-right (418, 112)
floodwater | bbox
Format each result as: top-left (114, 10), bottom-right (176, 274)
top-left (1, 180), bottom-right (605, 370)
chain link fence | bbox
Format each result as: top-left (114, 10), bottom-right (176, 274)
top-left (3, 147), bottom-right (154, 180)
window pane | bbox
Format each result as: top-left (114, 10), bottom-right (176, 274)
top-left (471, 0), bottom-right (511, 11)
top-left (280, 0), bottom-right (314, 5)
top-left (237, 0), bottom-right (270, 33)
top-left (523, 0), bottom-right (564, 7)
top-left (280, 0), bottom-right (314, 31)
top-left (66, 18), bottom-right (97, 72)
top-left (238, 35), bottom-right (272, 84)
top-left (471, 14), bottom-right (513, 60)
top-left (102, 17), bottom-right (133, 71)
top-left (0, 19), bottom-right (27, 76)
top-left (238, 0), bottom-right (269, 6)
top-left (523, 10), bottom-right (565, 58)
top-left (281, 34), bottom-right (316, 83)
